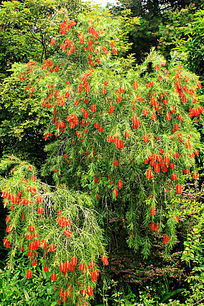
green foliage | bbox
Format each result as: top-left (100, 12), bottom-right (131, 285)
top-left (158, 6), bottom-right (204, 80)
top-left (0, 64), bottom-right (49, 165)
top-left (0, 263), bottom-right (54, 305)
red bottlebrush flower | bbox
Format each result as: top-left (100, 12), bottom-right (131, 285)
top-left (80, 35), bottom-right (85, 44)
top-left (107, 135), bottom-right (112, 142)
top-left (143, 108), bottom-right (149, 116)
top-left (117, 95), bottom-right (122, 103)
top-left (102, 46), bottom-right (108, 55)
top-left (151, 222), bottom-right (159, 231)
top-left (96, 194), bottom-right (100, 199)
top-left (182, 96), bottom-right (187, 103)
top-left (193, 173), bottom-right (199, 179)
top-left (194, 149), bottom-right (199, 156)
top-left (146, 169), bottom-right (152, 179)
top-left (31, 176), bottom-right (36, 182)
top-left (116, 140), bottom-right (124, 149)
top-left (63, 230), bottom-right (72, 237)
top-left (80, 290), bottom-right (86, 296)
top-left (74, 100), bottom-right (80, 106)
top-left (83, 110), bottom-right (89, 119)
top-left (49, 244), bottom-right (55, 252)
top-left (66, 114), bottom-right (79, 128)
top-left (79, 263), bottom-right (85, 271)
top-left (173, 123), bottom-right (179, 133)
top-left (108, 105), bottom-right (114, 114)
top-left (143, 134), bottom-right (149, 143)
top-left (44, 264), bottom-right (49, 272)
top-left (174, 151), bottom-right (179, 159)
top-left (26, 270), bottom-right (32, 279)
top-left (94, 177), bottom-right (99, 183)
top-left (101, 88), bottom-right (106, 94)
top-left (36, 195), bottom-right (42, 203)
top-left (125, 131), bottom-right (130, 138)
top-left (197, 82), bottom-right (202, 89)
top-left (185, 140), bottom-right (191, 149)
top-left (50, 38), bottom-right (56, 45)
top-left (166, 112), bottom-right (171, 120)
top-left (71, 257), bottom-right (77, 266)
top-left (51, 273), bottom-right (57, 281)
top-left (155, 64), bottom-right (160, 71)
top-left (118, 180), bottom-right (123, 189)
top-left (133, 81), bottom-right (138, 89)
top-left (171, 106), bottom-right (176, 114)
top-left (29, 226), bottom-right (35, 232)
top-left (164, 156), bottom-right (170, 166)
top-left (5, 216), bottom-right (10, 223)
top-left (171, 173), bottom-right (177, 181)
top-left (32, 259), bottom-right (37, 266)
top-left (66, 219), bottom-right (71, 226)
top-left (154, 163), bottom-right (160, 173)
top-left (28, 166), bottom-right (32, 170)
top-left (6, 225), bottom-right (11, 233)
top-left (163, 234), bottom-right (170, 244)
top-left (101, 256), bottom-right (109, 266)
top-left (113, 188), bottom-right (118, 198)
top-left (132, 116), bottom-right (141, 128)
top-left (150, 207), bottom-right (156, 216)
top-left (65, 91), bottom-right (70, 98)
top-left (59, 263), bottom-right (65, 272)
top-left (183, 169), bottom-right (190, 175)
top-left (114, 160), bottom-right (118, 166)
top-left (151, 112), bottom-right (157, 120)
top-left (38, 207), bottom-right (44, 214)
top-left (90, 270), bottom-right (99, 281)
top-left (176, 185), bottom-right (182, 194)
top-left (145, 81), bottom-right (154, 87)
top-left (87, 286), bottom-right (93, 296)
top-left (170, 163), bottom-right (175, 169)
top-left (2, 190), bottom-right (8, 198)
top-left (3, 238), bottom-right (10, 248)
top-left (98, 126), bottom-right (103, 133)
top-left (30, 187), bottom-right (37, 195)
top-left (112, 48), bottom-right (118, 55)
top-left (91, 104), bottom-right (96, 111)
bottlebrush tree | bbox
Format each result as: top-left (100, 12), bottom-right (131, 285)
top-left (1, 157), bottom-right (107, 305)
top-left (0, 7), bottom-right (203, 305)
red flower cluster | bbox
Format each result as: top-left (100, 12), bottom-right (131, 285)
top-left (66, 114), bottom-right (79, 129)
top-left (60, 19), bottom-right (76, 35)
top-left (163, 234), bottom-right (170, 244)
top-left (107, 135), bottom-right (124, 149)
